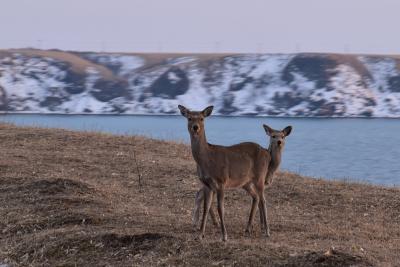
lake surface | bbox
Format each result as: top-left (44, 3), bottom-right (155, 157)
top-left (1, 114), bottom-right (399, 186)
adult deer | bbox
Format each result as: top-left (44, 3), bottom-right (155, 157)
top-left (178, 105), bottom-right (270, 241)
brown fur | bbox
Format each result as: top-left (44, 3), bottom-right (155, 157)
top-left (192, 123), bottom-right (293, 231)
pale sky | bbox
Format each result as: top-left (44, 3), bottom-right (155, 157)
top-left (1, 0), bottom-right (399, 54)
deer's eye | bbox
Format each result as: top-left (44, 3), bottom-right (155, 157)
top-left (272, 135), bottom-right (276, 138)
top-left (188, 118), bottom-right (192, 121)
top-left (200, 118), bottom-right (204, 121)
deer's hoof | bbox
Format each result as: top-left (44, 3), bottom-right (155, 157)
top-left (245, 227), bottom-right (253, 236)
top-left (192, 221), bottom-right (200, 229)
top-left (196, 234), bottom-right (205, 241)
top-left (192, 224), bottom-right (200, 231)
top-left (244, 231), bottom-right (251, 238)
top-left (212, 221), bottom-right (219, 228)
top-left (264, 230), bottom-right (271, 238)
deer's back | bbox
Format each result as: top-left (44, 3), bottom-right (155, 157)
top-left (207, 142), bottom-right (270, 188)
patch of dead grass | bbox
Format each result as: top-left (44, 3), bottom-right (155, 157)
top-left (0, 123), bottom-right (398, 266)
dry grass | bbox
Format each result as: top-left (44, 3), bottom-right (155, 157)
top-left (0, 123), bottom-right (399, 266)
top-left (1, 49), bottom-right (116, 80)
top-left (119, 52), bottom-right (234, 67)
top-left (2, 48), bottom-right (400, 80)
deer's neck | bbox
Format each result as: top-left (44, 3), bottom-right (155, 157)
top-left (190, 131), bottom-right (210, 165)
top-left (267, 144), bottom-right (282, 178)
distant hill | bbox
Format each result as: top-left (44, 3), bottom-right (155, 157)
top-left (0, 48), bottom-right (400, 117)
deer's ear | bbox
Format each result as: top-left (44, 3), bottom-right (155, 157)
top-left (263, 124), bottom-right (273, 136)
top-left (202, 106), bottom-right (214, 117)
top-left (178, 105), bottom-right (189, 118)
top-left (282, 126), bottom-right (292, 137)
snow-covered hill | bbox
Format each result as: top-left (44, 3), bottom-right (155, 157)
top-left (1, 49), bottom-right (400, 117)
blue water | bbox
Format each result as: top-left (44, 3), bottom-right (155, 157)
top-left (1, 114), bottom-right (399, 186)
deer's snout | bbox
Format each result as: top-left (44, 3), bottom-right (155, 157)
top-left (277, 140), bottom-right (282, 146)
top-left (192, 125), bottom-right (199, 132)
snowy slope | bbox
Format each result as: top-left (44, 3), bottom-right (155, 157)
top-left (0, 49), bottom-right (400, 117)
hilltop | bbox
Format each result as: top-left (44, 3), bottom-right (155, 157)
top-left (1, 49), bottom-right (400, 117)
top-left (0, 123), bottom-right (399, 266)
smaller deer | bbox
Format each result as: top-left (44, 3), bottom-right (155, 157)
top-left (192, 124), bottom-right (293, 230)
top-left (263, 124), bottom-right (292, 186)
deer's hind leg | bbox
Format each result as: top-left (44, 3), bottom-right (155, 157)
top-left (193, 189), bottom-right (202, 227)
top-left (216, 188), bottom-right (227, 241)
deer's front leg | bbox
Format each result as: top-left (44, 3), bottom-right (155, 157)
top-left (195, 166), bottom-right (220, 228)
top-left (243, 183), bottom-right (259, 235)
top-left (209, 194), bottom-right (219, 227)
top-left (193, 187), bottom-right (219, 229)
top-left (199, 186), bottom-right (213, 239)
top-left (258, 201), bottom-right (265, 231)
top-left (193, 166), bottom-right (203, 227)
top-left (259, 193), bottom-right (270, 237)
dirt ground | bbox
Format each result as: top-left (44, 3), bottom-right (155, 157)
top-left (0, 123), bottom-right (399, 266)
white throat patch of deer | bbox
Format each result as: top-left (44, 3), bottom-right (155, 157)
top-left (178, 105), bottom-right (274, 241)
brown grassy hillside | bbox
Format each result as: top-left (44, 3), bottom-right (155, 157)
top-left (0, 123), bottom-right (399, 266)
top-left (9, 49), bottom-right (118, 80)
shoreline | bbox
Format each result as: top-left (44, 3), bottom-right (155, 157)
top-left (2, 112), bottom-right (400, 119)
top-left (0, 121), bottom-right (398, 188)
